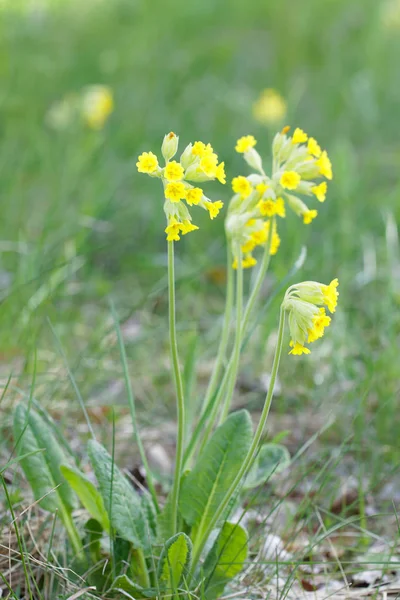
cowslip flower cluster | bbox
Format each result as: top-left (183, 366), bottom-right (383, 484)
top-left (46, 85), bottom-right (114, 131)
top-left (225, 128), bottom-right (332, 269)
top-left (137, 133), bottom-right (225, 241)
top-left (252, 88), bottom-right (287, 126)
top-left (282, 278), bottom-right (339, 355)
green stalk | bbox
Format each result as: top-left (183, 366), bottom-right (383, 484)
top-left (196, 250), bottom-right (243, 457)
top-left (199, 246), bottom-right (234, 416)
top-left (218, 218), bottom-right (274, 423)
top-left (190, 307), bottom-right (286, 573)
top-left (135, 548), bottom-right (151, 588)
top-left (168, 240), bottom-right (186, 535)
top-left (58, 502), bottom-right (85, 562)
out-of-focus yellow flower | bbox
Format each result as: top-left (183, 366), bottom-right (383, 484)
top-left (235, 135), bottom-right (257, 153)
top-left (308, 137), bottom-right (321, 158)
top-left (232, 176), bottom-right (253, 199)
top-left (280, 171), bottom-right (301, 190)
top-left (302, 209), bottom-right (318, 224)
top-left (292, 127), bottom-right (308, 145)
top-left (316, 151), bottom-right (332, 180)
top-left (137, 133), bottom-right (225, 241)
top-left (81, 85), bottom-right (113, 130)
top-left (283, 278), bottom-right (339, 355)
top-left (252, 89), bottom-right (287, 125)
top-left (311, 182), bottom-right (327, 202)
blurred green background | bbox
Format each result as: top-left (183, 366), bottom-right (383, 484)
top-left (1, 0), bottom-right (399, 477)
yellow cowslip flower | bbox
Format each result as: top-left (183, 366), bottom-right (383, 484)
top-left (308, 137), bottom-right (321, 157)
top-left (275, 197), bottom-right (286, 217)
top-left (164, 160), bottom-right (185, 181)
top-left (282, 278), bottom-right (339, 355)
top-left (235, 135), bottom-right (257, 153)
top-left (289, 341), bottom-right (310, 355)
top-left (256, 182), bottom-right (270, 195)
top-left (137, 132), bottom-right (225, 241)
top-left (252, 89), bottom-right (287, 125)
top-left (241, 239), bottom-right (256, 253)
top-left (165, 217), bottom-right (182, 241)
top-left (232, 176), bottom-right (252, 199)
top-left (186, 187), bottom-right (203, 206)
top-left (292, 128), bottom-right (308, 145)
top-left (204, 200), bottom-right (224, 219)
top-left (137, 152), bottom-right (159, 174)
top-left (242, 254), bottom-right (257, 268)
top-left (280, 171), bottom-right (301, 190)
top-left (322, 278), bottom-right (339, 313)
top-left (302, 209), bottom-right (318, 224)
top-left (311, 182), bottom-right (327, 202)
top-left (165, 182), bottom-right (187, 202)
top-left (316, 151), bottom-right (333, 180)
top-left (258, 198), bottom-right (276, 217)
top-left (81, 85), bottom-right (113, 129)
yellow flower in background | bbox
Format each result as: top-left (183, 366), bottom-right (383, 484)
top-left (311, 182), bottom-right (327, 202)
top-left (322, 278), bottom-right (339, 313)
top-left (81, 85), bottom-right (113, 129)
top-left (316, 151), bottom-right (333, 180)
top-left (289, 341), bottom-right (310, 356)
top-left (232, 176), bottom-right (252, 199)
top-left (137, 151), bottom-right (159, 174)
top-left (308, 137), bottom-right (322, 157)
top-left (280, 171), bottom-right (301, 190)
top-left (292, 127), bottom-right (308, 145)
top-left (235, 135), bottom-right (257, 153)
top-left (252, 88), bottom-right (287, 125)
top-left (137, 133), bottom-right (225, 240)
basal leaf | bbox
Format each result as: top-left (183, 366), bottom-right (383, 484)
top-left (13, 404), bottom-right (76, 513)
top-left (158, 532), bottom-right (192, 592)
top-left (203, 522), bottom-right (248, 600)
top-left (179, 410), bottom-right (252, 532)
top-left (111, 574), bottom-right (157, 598)
top-left (243, 443), bottom-right (290, 490)
top-left (87, 439), bottom-right (150, 552)
top-left (60, 464), bottom-right (110, 532)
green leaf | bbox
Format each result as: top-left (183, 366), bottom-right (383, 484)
top-left (141, 490), bottom-right (158, 541)
top-left (111, 574), bottom-right (157, 598)
top-left (87, 439), bottom-right (150, 552)
top-left (243, 443), bottom-right (290, 490)
top-left (179, 410), bottom-right (252, 532)
top-left (13, 404), bottom-right (76, 513)
top-left (203, 522), bottom-right (248, 600)
top-left (158, 533), bottom-right (192, 592)
top-left (60, 464), bottom-right (110, 532)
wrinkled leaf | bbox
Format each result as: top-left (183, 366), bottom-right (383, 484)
top-left (88, 439), bottom-right (151, 551)
top-left (13, 404), bottom-right (76, 513)
top-left (158, 533), bottom-right (192, 592)
top-left (179, 410), bottom-right (252, 531)
top-left (203, 522), bottom-right (248, 600)
top-left (111, 574), bottom-right (157, 598)
top-left (243, 443), bottom-right (290, 490)
top-left (60, 464), bottom-right (110, 532)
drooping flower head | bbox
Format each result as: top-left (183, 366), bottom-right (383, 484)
top-left (81, 85), bottom-right (114, 130)
top-left (282, 278), bottom-right (339, 355)
top-left (225, 128), bottom-right (332, 269)
top-left (137, 132), bottom-right (225, 241)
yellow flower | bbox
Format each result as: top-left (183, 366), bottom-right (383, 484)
top-left (251, 228), bottom-right (268, 246)
top-left (316, 150), bottom-right (333, 180)
top-left (200, 153), bottom-right (218, 177)
top-left (270, 228), bottom-right (281, 255)
top-left (275, 197), bottom-right (286, 217)
top-left (165, 217), bottom-right (181, 241)
top-left (235, 135), bottom-right (257, 153)
top-left (81, 85), bottom-right (113, 129)
top-left (192, 141), bottom-right (213, 157)
top-left (311, 182), bottom-right (327, 202)
top-left (280, 171), bottom-right (301, 190)
top-left (241, 239), bottom-right (256, 253)
top-left (165, 182), bottom-right (187, 202)
top-left (242, 254), bottom-right (257, 268)
top-left (307, 308), bottom-right (331, 343)
top-left (289, 341), bottom-right (311, 355)
top-left (205, 200), bottom-right (224, 219)
top-left (308, 137), bottom-right (321, 157)
top-left (216, 162), bottom-right (226, 184)
top-left (186, 187), bottom-right (203, 206)
top-left (302, 209), bottom-right (318, 224)
top-left (292, 128), bottom-right (308, 145)
top-left (137, 151), bottom-right (159, 174)
top-left (258, 199), bottom-right (276, 217)
top-left (164, 160), bottom-right (185, 181)
top-left (180, 220), bottom-right (199, 235)
top-left (256, 182), bottom-right (269, 195)
top-left (232, 176), bottom-right (252, 199)
top-left (322, 278), bottom-right (339, 313)
top-left (252, 89), bottom-right (287, 125)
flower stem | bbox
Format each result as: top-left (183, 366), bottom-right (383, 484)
top-left (190, 307), bottom-right (286, 573)
top-left (200, 246), bottom-right (234, 416)
top-left (168, 241), bottom-right (186, 535)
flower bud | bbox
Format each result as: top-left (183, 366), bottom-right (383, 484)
top-left (180, 144), bottom-right (197, 169)
top-left (244, 148), bottom-right (264, 173)
top-left (162, 132), bottom-right (179, 162)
